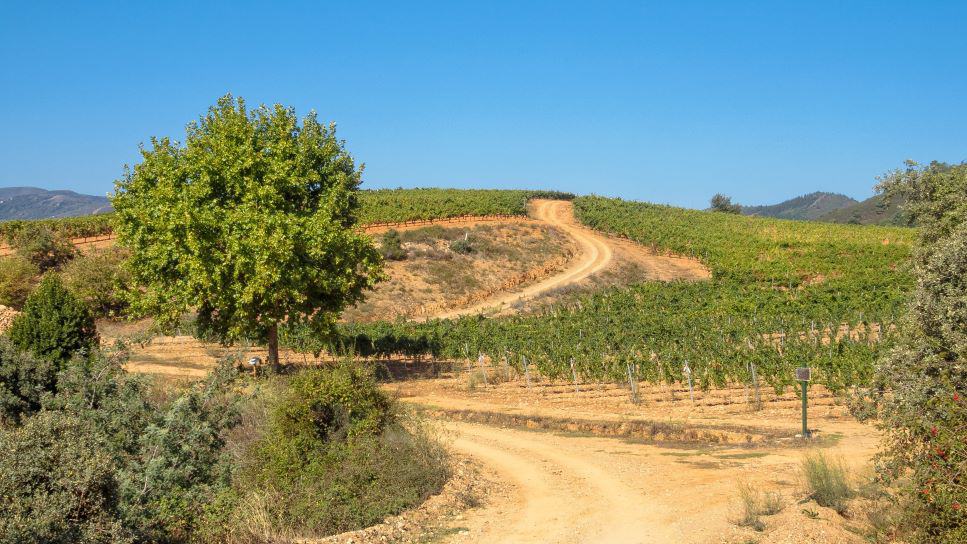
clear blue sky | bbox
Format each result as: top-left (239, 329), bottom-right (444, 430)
top-left (2, 1), bottom-right (965, 209)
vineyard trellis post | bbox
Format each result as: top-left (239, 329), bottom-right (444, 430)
top-left (570, 357), bottom-right (579, 393)
top-left (683, 360), bottom-right (695, 404)
top-left (523, 355), bottom-right (531, 389)
top-left (625, 361), bottom-right (639, 404)
top-left (477, 353), bottom-right (488, 385)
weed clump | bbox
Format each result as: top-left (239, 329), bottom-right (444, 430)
top-left (736, 482), bottom-right (783, 532)
top-left (802, 451), bottom-right (853, 514)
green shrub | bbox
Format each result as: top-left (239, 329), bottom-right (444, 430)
top-left (379, 229), bottom-right (407, 261)
top-left (8, 275), bottom-right (98, 364)
top-left (0, 256), bottom-right (39, 309)
top-left (1, 353), bottom-right (241, 543)
top-left (59, 247), bottom-right (131, 317)
top-left (875, 161), bottom-right (967, 543)
top-left (449, 235), bottom-right (474, 254)
top-left (261, 363), bottom-right (394, 466)
top-left (802, 451), bottom-right (853, 513)
top-left (9, 225), bottom-right (76, 272)
top-left (0, 339), bottom-right (57, 424)
top-left (224, 364), bottom-right (450, 539)
top-left (0, 411), bottom-right (131, 544)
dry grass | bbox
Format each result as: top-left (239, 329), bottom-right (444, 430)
top-left (801, 451), bottom-right (853, 514)
top-left (735, 481), bottom-right (784, 531)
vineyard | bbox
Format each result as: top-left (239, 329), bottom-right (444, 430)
top-left (285, 195), bottom-right (916, 396)
top-left (0, 187), bottom-right (573, 241)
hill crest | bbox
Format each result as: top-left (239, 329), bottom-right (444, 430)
top-left (0, 186), bottom-right (112, 220)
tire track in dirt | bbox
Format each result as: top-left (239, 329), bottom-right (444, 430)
top-left (442, 421), bottom-right (684, 543)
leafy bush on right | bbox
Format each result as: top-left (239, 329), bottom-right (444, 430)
top-left (874, 160), bottom-right (967, 543)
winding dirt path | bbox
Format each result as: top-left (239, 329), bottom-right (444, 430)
top-left (444, 422), bottom-right (681, 543)
top-left (432, 200), bottom-right (613, 319)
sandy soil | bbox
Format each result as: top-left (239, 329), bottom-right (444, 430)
top-left (389, 372), bottom-right (877, 544)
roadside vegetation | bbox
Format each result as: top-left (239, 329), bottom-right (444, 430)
top-left (0, 95), bottom-right (452, 543)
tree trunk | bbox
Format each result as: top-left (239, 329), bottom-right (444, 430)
top-left (267, 323), bottom-right (280, 373)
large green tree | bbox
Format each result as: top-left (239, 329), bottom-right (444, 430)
top-left (111, 95), bottom-right (383, 369)
top-left (875, 160), bottom-right (966, 542)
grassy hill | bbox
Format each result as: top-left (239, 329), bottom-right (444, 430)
top-left (818, 193), bottom-right (909, 226)
top-left (0, 187), bottom-right (112, 220)
top-left (740, 191), bottom-right (857, 220)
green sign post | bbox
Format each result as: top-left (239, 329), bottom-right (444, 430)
top-left (796, 367), bottom-right (811, 438)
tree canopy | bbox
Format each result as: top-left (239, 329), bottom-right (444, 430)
top-left (111, 95), bottom-right (383, 367)
top-left (709, 193), bottom-right (742, 214)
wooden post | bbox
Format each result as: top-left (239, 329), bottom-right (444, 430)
top-left (523, 355), bottom-right (531, 389)
top-left (477, 353), bottom-right (488, 385)
top-left (626, 362), bottom-right (639, 404)
top-left (570, 357), bottom-right (579, 393)
top-left (683, 361), bottom-right (695, 404)
top-left (750, 361), bottom-right (761, 410)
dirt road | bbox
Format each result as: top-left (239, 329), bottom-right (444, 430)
top-left (431, 417), bottom-right (872, 544)
top-left (444, 422), bottom-right (682, 543)
top-left (432, 200), bottom-right (612, 319)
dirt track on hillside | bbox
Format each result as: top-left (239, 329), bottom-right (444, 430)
top-left (432, 199), bottom-right (707, 319)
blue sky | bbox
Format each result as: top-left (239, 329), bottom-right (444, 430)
top-left (2, 1), bottom-right (965, 209)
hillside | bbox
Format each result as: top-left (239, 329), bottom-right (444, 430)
top-left (818, 193), bottom-right (908, 226)
top-left (740, 191), bottom-right (857, 220)
top-left (0, 186), bottom-right (112, 220)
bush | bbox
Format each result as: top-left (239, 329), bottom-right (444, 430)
top-left (0, 339), bottom-right (57, 425)
top-left (709, 193), bottom-right (742, 214)
top-left (8, 275), bottom-right (98, 364)
top-left (736, 481), bottom-right (783, 531)
top-left (9, 225), bottom-right (76, 272)
top-left (0, 256), bottom-right (39, 309)
top-left (224, 363), bottom-right (450, 540)
top-left (802, 451), bottom-right (853, 514)
top-left (875, 161), bottom-right (967, 543)
top-left (0, 411), bottom-right (130, 544)
top-left (0, 352), bottom-right (241, 543)
top-left (449, 235), bottom-right (474, 254)
top-left (59, 247), bottom-right (131, 317)
top-left (378, 229), bottom-right (407, 261)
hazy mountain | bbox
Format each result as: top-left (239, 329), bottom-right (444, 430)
top-left (818, 193), bottom-right (909, 226)
top-left (0, 187), bottom-right (112, 220)
top-left (741, 191), bottom-right (857, 221)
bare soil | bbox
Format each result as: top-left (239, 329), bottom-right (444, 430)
top-left (387, 370), bottom-right (879, 544)
top-left (344, 221), bottom-right (576, 321)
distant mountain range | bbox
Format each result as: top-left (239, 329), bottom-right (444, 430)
top-left (741, 191), bottom-right (858, 221)
top-left (0, 185), bottom-right (910, 227)
top-left (740, 191), bottom-right (908, 226)
top-left (0, 187), bottom-right (112, 220)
